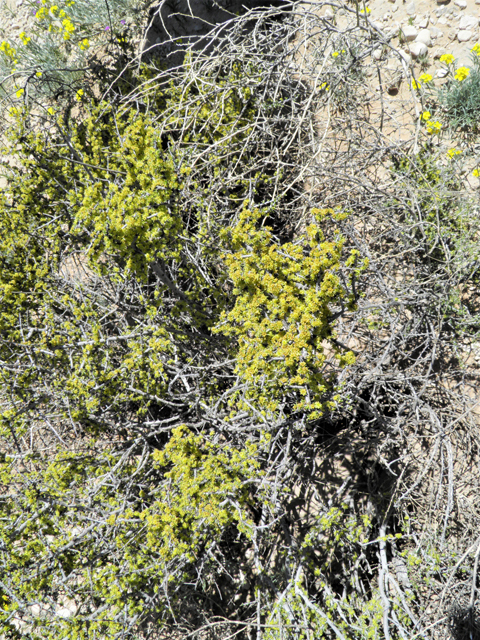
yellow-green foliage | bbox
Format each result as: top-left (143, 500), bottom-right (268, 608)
top-left (71, 104), bottom-right (185, 280)
top-left (215, 207), bottom-right (363, 417)
top-left (0, 64), bottom-right (370, 639)
top-left (140, 427), bottom-right (260, 561)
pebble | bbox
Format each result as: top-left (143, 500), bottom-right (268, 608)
top-left (373, 46), bottom-right (383, 60)
top-left (436, 0), bottom-right (450, 5)
top-left (459, 14), bottom-right (478, 29)
top-left (416, 28), bottom-right (432, 45)
top-left (409, 41), bottom-right (428, 56)
top-left (418, 16), bottom-right (429, 28)
top-left (406, 2), bottom-right (416, 15)
top-left (457, 29), bottom-right (473, 41)
top-left (430, 26), bottom-right (443, 38)
top-left (403, 25), bottom-right (418, 40)
top-left (454, 0), bottom-right (467, 7)
top-left (436, 68), bottom-right (448, 76)
top-left (438, 15), bottom-right (447, 24)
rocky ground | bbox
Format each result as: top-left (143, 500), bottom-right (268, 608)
top-left (0, 0), bottom-right (34, 40)
top-left (369, 0), bottom-right (480, 68)
top-left (1, 0), bottom-right (479, 66)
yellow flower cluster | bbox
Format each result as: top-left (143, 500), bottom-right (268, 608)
top-left (421, 111), bottom-right (443, 135)
top-left (425, 120), bottom-right (442, 134)
top-left (360, 6), bottom-right (371, 14)
top-left (447, 148), bottom-right (462, 158)
top-left (19, 32), bottom-right (31, 46)
top-left (62, 18), bottom-right (75, 40)
top-left (473, 169), bottom-right (480, 177)
top-left (412, 73), bottom-right (433, 90)
top-left (332, 49), bottom-right (346, 58)
top-left (472, 43), bottom-right (480, 56)
top-left (454, 66), bottom-right (470, 81)
top-left (0, 40), bottom-right (16, 61)
top-left (418, 73), bottom-right (433, 84)
top-left (320, 82), bottom-right (330, 91)
top-left (79, 38), bottom-right (89, 51)
top-left (439, 53), bottom-right (455, 65)
top-left (34, 3), bottom-right (75, 41)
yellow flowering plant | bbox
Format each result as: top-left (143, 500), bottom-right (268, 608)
top-left (435, 52), bottom-right (480, 132)
top-left (0, 0), bottom-right (140, 102)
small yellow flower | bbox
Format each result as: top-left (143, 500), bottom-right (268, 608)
top-left (79, 38), bottom-right (89, 51)
top-left (426, 120), bottom-right (442, 134)
top-left (447, 148), bottom-right (462, 158)
top-left (473, 169), bottom-right (480, 177)
top-left (439, 53), bottom-right (455, 65)
top-left (360, 6), bottom-right (371, 14)
top-left (75, 89), bottom-right (84, 101)
top-left (47, 107), bottom-right (55, 115)
top-left (454, 66), bottom-right (470, 81)
top-left (332, 51), bottom-right (339, 58)
top-left (411, 79), bottom-right (421, 90)
top-left (471, 43), bottom-right (480, 53)
top-left (15, 87), bottom-right (24, 98)
top-left (421, 111), bottom-right (431, 121)
top-left (19, 31), bottom-right (31, 45)
top-left (320, 82), bottom-right (330, 91)
top-left (36, 71), bottom-right (42, 77)
top-left (418, 73), bottom-right (433, 84)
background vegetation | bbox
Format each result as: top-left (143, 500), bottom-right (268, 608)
top-left (1, 1), bottom-right (480, 639)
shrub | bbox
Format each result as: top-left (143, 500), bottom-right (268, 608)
top-left (0, 48), bottom-right (360, 637)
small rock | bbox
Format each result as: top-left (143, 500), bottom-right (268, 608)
top-left (409, 41), bottom-right (428, 57)
top-left (476, 0), bottom-right (480, 5)
top-left (16, 0), bottom-right (23, 6)
top-left (416, 28), bottom-right (432, 45)
top-left (430, 26), bottom-right (444, 37)
top-left (459, 14), bottom-right (478, 29)
top-left (454, 0), bottom-right (467, 7)
top-left (403, 25), bottom-right (419, 40)
top-left (373, 47), bottom-right (383, 60)
top-left (458, 29), bottom-right (473, 41)
top-left (418, 16), bottom-right (430, 28)
top-left (406, 2), bottom-right (416, 15)
top-left (437, 0), bottom-right (450, 5)
top-left (438, 15), bottom-right (447, 24)
top-left (436, 68), bottom-right (449, 77)
top-left (399, 50), bottom-right (412, 64)
top-left (324, 7), bottom-right (334, 19)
